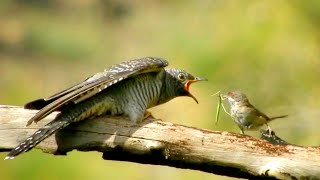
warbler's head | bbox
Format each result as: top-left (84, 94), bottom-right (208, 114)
top-left (222, 91), bottom-right (250, 106)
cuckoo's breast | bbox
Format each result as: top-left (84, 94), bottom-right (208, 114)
top-left (78, 72), bottom-right (162, 118)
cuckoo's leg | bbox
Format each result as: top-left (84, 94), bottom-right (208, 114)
top-left (143, 111), bottom-right (157, 120)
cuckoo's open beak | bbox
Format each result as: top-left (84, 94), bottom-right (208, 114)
top-left (184, 76), bottom-right (207, 104)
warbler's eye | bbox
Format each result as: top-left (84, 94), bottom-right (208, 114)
top-left (177, 73), bottom-right (186, 81)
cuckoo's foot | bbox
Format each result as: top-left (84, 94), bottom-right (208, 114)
top-left (143, 111), bottom-right (162, 121)
top-left (240, 129), bottom-right (245, 135)
top-left (143, 111), bottom-right (154, 120)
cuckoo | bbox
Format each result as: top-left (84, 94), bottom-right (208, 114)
top-left (5, 57), bottom-right (206, 159)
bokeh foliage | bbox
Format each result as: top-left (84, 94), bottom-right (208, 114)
top-left (1, 1), bottom-right (320, 179)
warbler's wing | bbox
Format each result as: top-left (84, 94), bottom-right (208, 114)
top-left (26, 57), bottom-right (168, 126)
top-left (255, 109), bottom-right (270, 120)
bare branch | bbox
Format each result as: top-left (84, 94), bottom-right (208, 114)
top-left (0, 105), bottom-right (319, 179)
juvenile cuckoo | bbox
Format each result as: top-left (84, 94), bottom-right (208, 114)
top-left (6, 57), bottom-right (206, 159)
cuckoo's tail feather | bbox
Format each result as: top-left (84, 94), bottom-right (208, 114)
top-left (269, 115), bottom-right (288, 121)
top-left (8, 94), bottom-right (106, 159)
top-left (5, 117), bottom-right (72, 160)
top-left (24, 99), bottom-right (52, 110)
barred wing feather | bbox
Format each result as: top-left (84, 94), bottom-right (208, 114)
top-left (26, 57), bottom-right (168, 126)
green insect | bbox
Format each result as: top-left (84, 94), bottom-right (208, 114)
top-left (211, 91), bottom-right (230, 125)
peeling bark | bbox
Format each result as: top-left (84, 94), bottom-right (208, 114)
top-left (0, 105), bottom-right (319, 180)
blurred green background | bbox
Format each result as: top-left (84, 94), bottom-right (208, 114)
top-left (1, 0), bottom-right (320, 179)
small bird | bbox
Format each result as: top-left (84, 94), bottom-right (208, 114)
top-left (5, 57), bottom-right (207, 159)
top-left (222, 91), bottom-right (287, 134)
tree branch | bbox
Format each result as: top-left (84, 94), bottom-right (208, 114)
top-left (0, 105), bottom-right (319, 179)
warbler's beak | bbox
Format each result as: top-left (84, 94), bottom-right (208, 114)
top-left (184, 76), bottom-right (207, 104)
top-left (221, 93), bottom-right (228, 100)
top-left (211, 91), bottom-right (227, 100)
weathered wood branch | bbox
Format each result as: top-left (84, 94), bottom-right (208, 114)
top-left (0, 105), bottom-right (319, 180)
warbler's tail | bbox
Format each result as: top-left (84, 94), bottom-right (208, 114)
top-left (269, 115), bottom-right (288, 121)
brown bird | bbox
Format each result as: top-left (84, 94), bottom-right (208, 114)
top-left (223, 91), bottom-right (287, 134)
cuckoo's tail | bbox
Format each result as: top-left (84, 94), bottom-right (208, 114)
top-left (5, 116), bottom-right (72, 160)
top-left (269, 115), bottom-right (288, 121)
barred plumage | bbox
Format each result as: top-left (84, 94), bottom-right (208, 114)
top-left (6, 57), bottom-right (206, 159)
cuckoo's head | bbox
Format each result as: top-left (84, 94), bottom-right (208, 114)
top-left (165, 68), bottom-right (207, 103)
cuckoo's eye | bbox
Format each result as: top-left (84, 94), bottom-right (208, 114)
top-left (177, 73), bottom-right (186, 81)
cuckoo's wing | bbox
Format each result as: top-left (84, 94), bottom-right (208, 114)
top-left (24, 75), bottom-right (101, 110)
top-left (26, 57), bottom-right (168, 126)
